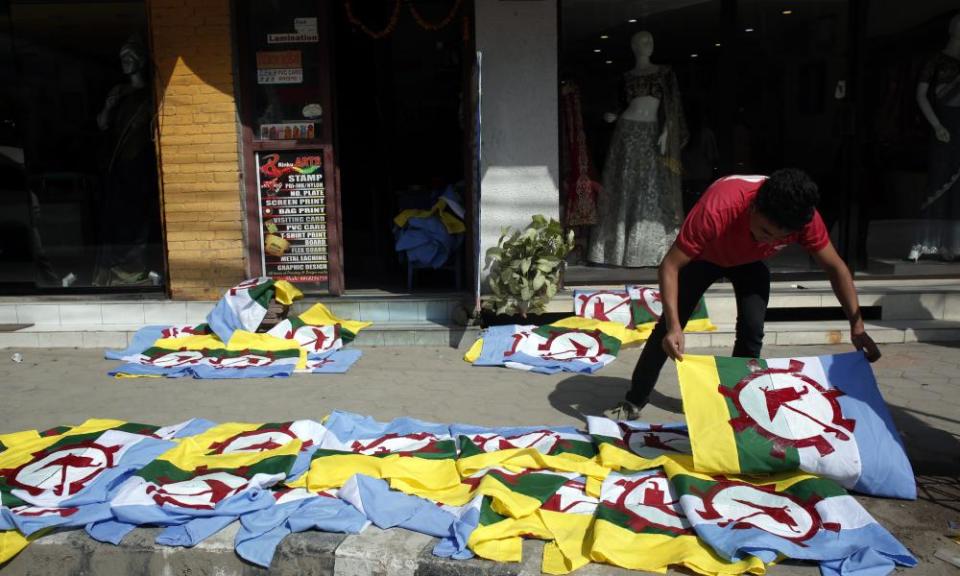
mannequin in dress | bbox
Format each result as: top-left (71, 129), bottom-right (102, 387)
top-left (911, 13), bottom-right (960, 261)
top-left (94, 36), bottom-right (159, 286)
top-left (588, 31), bottom-right (687, 267)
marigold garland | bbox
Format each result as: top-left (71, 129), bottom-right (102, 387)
top-left (344, 0), bottom-right (462, 39)
top-left (407, 0), bottom-right (463, 31)
top-left (344, 0), bottom-right (402, 40)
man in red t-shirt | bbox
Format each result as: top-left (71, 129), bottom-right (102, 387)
top-left (606, 169), bottom-right (881, 420)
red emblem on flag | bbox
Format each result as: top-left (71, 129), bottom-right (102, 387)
top-left (692, 479), bottom-right (840, 544)
top-left (720, 359), bottom-right (856, 459)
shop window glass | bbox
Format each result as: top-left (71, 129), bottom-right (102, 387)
top-left (859, 3), bottom-right (960, 276)
top-left (243, 0), bottom-right (325, 142)
top-left (0, 1), bottom-right (162, 292)
top-left (559, 0), bottom-right (723, 280)
top-left (734, 0), bottom-right (850, 274)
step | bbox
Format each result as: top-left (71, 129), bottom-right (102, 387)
top-left (681, 319), bottom-right (960, 348)
top-left (0, 321), bottom-right (480, 350)
top-left (547, 279), bottom-right (960, 324)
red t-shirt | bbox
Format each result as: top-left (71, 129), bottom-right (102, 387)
top-left (674, 175), bottom-right (830, 267)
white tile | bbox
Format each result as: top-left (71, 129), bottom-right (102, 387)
top-left (776, 330), bottom-right (839, 346)
top-left (101, 304), bottom-right (145, 325)
top-left (143, 302), bottom-right (187, 325)
top-left (81, 331), bottom-right (129, 348)
top-left (710, 333), bottom-right (736, 348)
top-left (0, 305), bottom-right (17, 324)
top-left (684, 334), bottom-right (712, 348)
top-left (37, 332), bottom-right (84, 347)
top-left (186, 302), bottom-right (215, 324)
top-left (59, 304), bottom-right (102, 325)
top-left (768, 294), bottom-right (822, 308)
top-left (944, 293), bottom-right (960, 321)
top-left (0, 332), bottom-right (40, 348)
top-left (16, 304), bottom-right (60, 325)
top-left (880, 294), bottom-right (945, 321)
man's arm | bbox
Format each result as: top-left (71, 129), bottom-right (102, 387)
top-left (659, 246), bottom-right (693, 361)
top-left (811, 242), bottom-right (881, 362)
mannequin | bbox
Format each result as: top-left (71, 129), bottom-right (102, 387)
top-left (588, 31), bottom-right (687, 268)
top-left (911, 13), bottom-right (960, 262)
top-left (94, 36), bottom-right (160, 286)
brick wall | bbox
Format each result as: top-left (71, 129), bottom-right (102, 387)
top-left (150, 0), bottom-right (246, 300)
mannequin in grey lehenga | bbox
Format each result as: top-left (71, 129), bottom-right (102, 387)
top-left (588, 31), bottom-right (687, 268)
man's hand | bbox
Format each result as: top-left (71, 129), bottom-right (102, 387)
top-left (851, 329), bottom-right (881, 363)
top-left (662, 327), bottom-right (684, 361)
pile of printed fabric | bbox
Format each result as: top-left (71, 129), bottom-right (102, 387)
top-left (0, 349), bottom-right (919, 575)
top-left (464, 285), bottom-right (715, 374)
top-left (105, 277), bottom-right (370, 378)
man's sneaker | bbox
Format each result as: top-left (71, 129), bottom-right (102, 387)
top-left (602, 400), bottom-right (642, 421)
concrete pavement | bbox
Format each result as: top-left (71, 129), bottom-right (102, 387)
top-left (0, 342), bottom-right (958, 575)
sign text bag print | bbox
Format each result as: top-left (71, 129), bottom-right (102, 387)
top-left (677, 352), bottom-right (916, 499)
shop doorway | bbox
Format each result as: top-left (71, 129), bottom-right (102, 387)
top-left (332, 0), bottom-right (472, 292)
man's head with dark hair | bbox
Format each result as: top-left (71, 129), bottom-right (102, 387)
top-left (750, 168), bottom-right (819, 243)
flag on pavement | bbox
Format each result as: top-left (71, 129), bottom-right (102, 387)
top-left (0, 420), bottom-right (176, 536)
top-left (468, 322), bottom-right (622, 374)
top-left (90, 426), bottom-right (302, 546)
top-left (465, 474), bottom-right (596, 571)
top-left (291, 412), bottom-right (461, 502)
top-left (452, 424), bottom-right (608, 491)
top-left (110, 331), bottom-right (305, 379)
top-left (587, 417), bottom-right (692, 472)
top-left (663, 458), bottom-right (917, 576)
top-left (677, 352), bottom-right (916, 499)
top-left (234, 486), bottom-right (368, 568)
top-left (573, 285), bottom-right (714, 337)
top-left (589, 468), bottom-right (764, 575)
top-left (206, 277), bottom-right (303, 343)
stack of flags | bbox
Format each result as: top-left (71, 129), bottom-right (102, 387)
top-left (0, 351), bottom-right (919, 576)
top-left (464, 284), bottom-right (715, 374)
top-left (105, 278), bottom-right (370, 378)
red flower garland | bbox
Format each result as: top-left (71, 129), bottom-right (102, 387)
top-left (406, 0), bottom-right (463, 31)
top-left (344, 0), bottom-right (402, 40)
top-left (344, 0), bottom-right (462, 39)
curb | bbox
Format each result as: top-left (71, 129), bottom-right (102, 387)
top-left (0, 523), bottom-right (563, 576)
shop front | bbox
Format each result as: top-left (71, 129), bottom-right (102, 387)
top-left (234, 0), bottom-right (478, 296)
top-left (559, 0), bottom-right (960, 284)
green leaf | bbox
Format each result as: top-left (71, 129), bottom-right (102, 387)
top-left (532, 272), bottom-right (546, 292)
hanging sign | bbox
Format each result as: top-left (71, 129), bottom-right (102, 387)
top-left (267, 17), bottom-right (320, 44)
top-left (257, 151), bottom-right (329, 289)
top-left (256, 50), bottom-right (303, 84)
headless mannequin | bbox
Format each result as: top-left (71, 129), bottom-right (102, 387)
top-left (916, 14), bottom-right (960, 144)
top-left (604, 31), bottom-right (667, 155)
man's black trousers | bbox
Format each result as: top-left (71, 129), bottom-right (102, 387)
top-left (626, 259), bottom-right (771, 406)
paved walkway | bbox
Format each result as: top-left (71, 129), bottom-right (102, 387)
top-left (0, 342), bottom-right (958, 574)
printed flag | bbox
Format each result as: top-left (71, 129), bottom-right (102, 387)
top-left (468, 323), bottom-right (622, 374)
top-left (465, 474), bottom-right (596, 571)
top-left (0, 420), bottom-right (176, 536)
top-left (677, 352), bottom-right (916, 499)
top-left (452, 424), bottom-right (608, 491)
top-left (338, 474), bottom-right (474, 559)
top-left (573, 285), bottom-right (714, 337)
top-left (234, 486), bottom-right (368, 568)
top-left (663, 458), bottom-right (917, 576)
top-left (90, 423), bottom-right (305, 546)
top-left (587, 416), bottom-right (692, 471)
top-left (110, 331), bottom-right (305, 379)
top-left (206, 277), bottom-right (302, 343)
top-left (105, 324), bottom-right (212, 361)
top-left (291, 412), bottom-right (461, 501)
top-left (589, 469), bottom-right (764, 575)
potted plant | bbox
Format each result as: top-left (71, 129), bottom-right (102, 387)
top-left (482, 215), bottom-right (575, 325)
